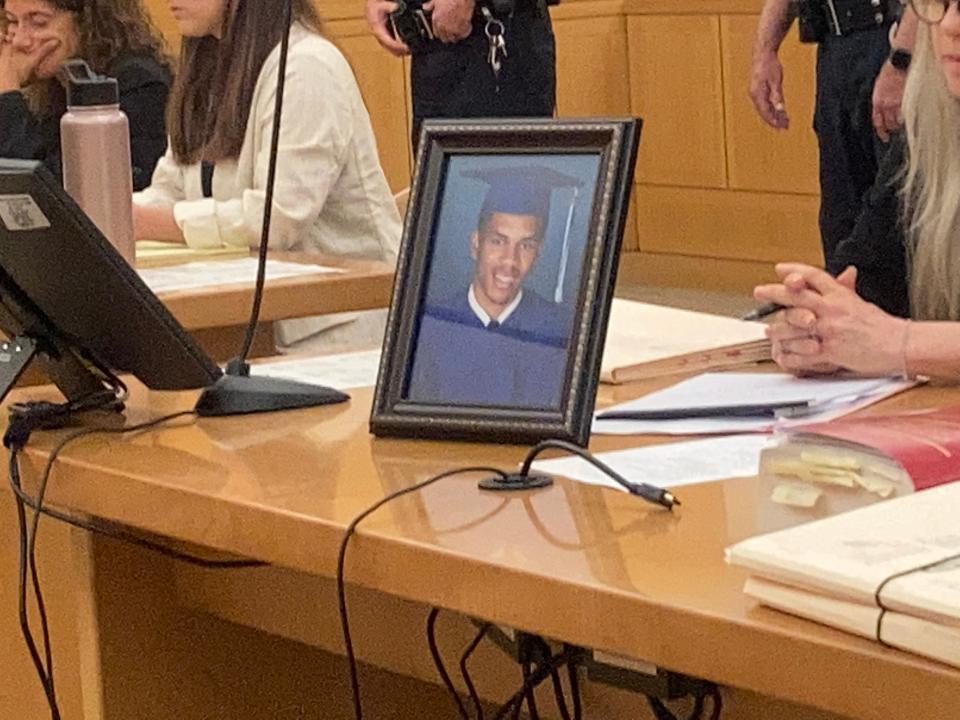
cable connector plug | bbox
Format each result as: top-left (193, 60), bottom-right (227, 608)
top-left (621, 481), bottom-right (679, 510)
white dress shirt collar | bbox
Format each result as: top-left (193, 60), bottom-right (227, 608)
top-left (468, 284), bottom-right (523, 327)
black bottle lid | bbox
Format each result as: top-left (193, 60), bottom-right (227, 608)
top-left (61, 59), bottom-right (119, 107)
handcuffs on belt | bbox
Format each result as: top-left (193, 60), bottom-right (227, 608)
top-left (388, 0), bottom-right (514, 77)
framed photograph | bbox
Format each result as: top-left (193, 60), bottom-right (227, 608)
top-left (371, 118), bottom-right (641, 445)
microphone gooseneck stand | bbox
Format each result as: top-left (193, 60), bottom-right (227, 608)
top-left (195, 2), bottom-right (349, 416)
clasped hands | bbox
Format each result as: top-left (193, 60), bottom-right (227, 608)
top-left (754, 263), bottom-right (909, 376)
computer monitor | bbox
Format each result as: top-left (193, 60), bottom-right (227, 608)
top-left (0, 159), bottom-right (221, 403)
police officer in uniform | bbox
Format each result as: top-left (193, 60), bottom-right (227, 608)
top-left (366, 0), bottom-right (556, 149)
top-left (749, 0), bottom-right (916, 266)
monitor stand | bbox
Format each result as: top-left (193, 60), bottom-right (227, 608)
top-left (0, 337), bottom-right (37, 402)
top-left (0, 334), bottom-right (115, 406)
top-left (194, 359), bottom-right (349, 417)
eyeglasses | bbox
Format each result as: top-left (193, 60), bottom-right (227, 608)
top-left (912, 0), bottom-right (960, 24)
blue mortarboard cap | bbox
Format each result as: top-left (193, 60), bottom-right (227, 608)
top-left (462, 165), bottom-right (582, 223)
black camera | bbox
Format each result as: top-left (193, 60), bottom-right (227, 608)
top-left (389, 0), bottom-right (435, 53)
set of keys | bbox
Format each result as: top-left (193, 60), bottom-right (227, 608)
top-left (481, 6), bottom-right (508, 80)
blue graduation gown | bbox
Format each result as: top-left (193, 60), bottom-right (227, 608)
top-left (407, 290), bottom-right (571, 409)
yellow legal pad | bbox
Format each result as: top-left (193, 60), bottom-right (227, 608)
top-left (135, 240), bottom-right (247, 265)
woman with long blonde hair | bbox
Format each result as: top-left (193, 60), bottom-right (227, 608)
top-left (756, 0), bottom-right (960, 379)
top-left (0, 0), bottom-right (170, 189)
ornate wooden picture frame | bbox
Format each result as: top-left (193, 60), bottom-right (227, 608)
top-left (371, 118), bottom-right (641, 445)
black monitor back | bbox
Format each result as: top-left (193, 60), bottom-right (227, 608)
top-left (0, 159), bottom-right (221, 397)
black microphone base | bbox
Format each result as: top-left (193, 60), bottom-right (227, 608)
top-left (478, 473), bottom-right (554, 491)
top-left (194, 374), bottom-right (349, 417)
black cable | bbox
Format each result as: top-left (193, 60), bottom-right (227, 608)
top-left (337, 465), bottom-right (508, 720)
top-left (521, 661), bottom-right (540, 720)
top-left (15, 452), bottom-right (56, 696)
top-left (426, 607), bottom-right (471, 719)
top-left (520, 439), bottom-right (679, 510)
top-left (25, 411), bottom-right (201, 614)
top-left (548, 663), bottom-right (572, 720)
top-left (533, 636), bottom-right (570, 720)
top-left (8, 481), bottom-right (265, 569)
top-left (707, 688), bottom-right (723, 720)
top-left (459, 622), bottom-right (489, 720)
top-left (236, 0), bottom-right (294, 364)
top-left (4, 385), bottom-right (130, 720)
top-left (9, 453), bottom-right (60, 720)
top-left (567, 661), bottom-right (582, 720)
top-left (648, 697), bottom-right (679, 720)
top-left (7, 408), bottom-right (198, 719)
top-left (492, 649), bottom-right (572, 720)
top-left (648, 689), bottom-right (722, 720)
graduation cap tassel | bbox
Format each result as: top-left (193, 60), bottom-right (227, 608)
top-left (554, 186), bottom-right (579, 304)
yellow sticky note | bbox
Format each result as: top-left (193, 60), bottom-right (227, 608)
top-left (767, 459), bottom-right (810, 478)
top-left (771, 482), bottom-right (823, 508)
top-left (862, 462), bottom-right (903, 483)
top-left (855, 471), bottom-right (897, 498)
top-left (799, 450), bottom-right (861, 471)
top-left (803, 466), bottom-right (857, 487)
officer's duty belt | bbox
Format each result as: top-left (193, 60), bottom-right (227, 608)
top-left (821, 0), bottom-right (892, 36)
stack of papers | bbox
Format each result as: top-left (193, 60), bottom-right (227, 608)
top-left (139, 258), bottom-right (342, 294)
top-left (600, 299), bottom-right (771, 384)
top-left (593, 373), bottom-right (915, 435)
top-left (727, 482), bottom-right (960, 669)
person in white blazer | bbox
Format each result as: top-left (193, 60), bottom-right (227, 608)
top-left (135, 0), bottom-right (401, 351)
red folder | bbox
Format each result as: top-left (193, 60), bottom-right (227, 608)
top-left (789, 406), bottom-right (960, 491)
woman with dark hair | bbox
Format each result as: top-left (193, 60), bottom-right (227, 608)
top-left (134, 0), bottom-right (400, 350)
top-left (0, 0), bottom-right (170, 189)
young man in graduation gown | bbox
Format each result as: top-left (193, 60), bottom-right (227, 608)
top-left (406, 166), bottom-right (579, 409)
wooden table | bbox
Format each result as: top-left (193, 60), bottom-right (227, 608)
top-left (5, 380), bottom-right (959, 720)
top-left (144, 251), bottom-right (395, 360)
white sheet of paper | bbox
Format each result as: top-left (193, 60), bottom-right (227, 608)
top-left (252, 349), bottom-right (382, 391)
top-left (592, 373), bottom-right (914, 436)
top-left (531, 435), bottom-right (772, 493)
top-left (139, 258), bottom-right (342, 294)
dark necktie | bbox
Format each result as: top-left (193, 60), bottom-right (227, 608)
top-left (487, 320), bottom-right (500, 330)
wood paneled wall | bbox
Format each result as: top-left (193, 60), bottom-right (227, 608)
top-left (623, 0), bottom-right (822, 291)
top-left (143, 0), bottom-right (821, 291)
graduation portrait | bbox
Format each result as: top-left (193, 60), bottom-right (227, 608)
top-left (406, 157), bottom-right (596, 410)
top-left (372, 119), bottom-right (641, 445)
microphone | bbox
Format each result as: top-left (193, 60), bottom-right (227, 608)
top-left (195, 0), bottom-right (349, 416)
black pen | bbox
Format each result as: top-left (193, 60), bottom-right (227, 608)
top-left (595, 400), bottom-right (810, 421)
top-left (741, 302), bottom-right (786, 322)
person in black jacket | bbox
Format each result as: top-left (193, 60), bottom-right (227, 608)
top-left (0, 0), bottom-right (170, 190)
top-left (754, 0), bottom-right (960, 380)
top-left (365, 0), bottom-right (555, 150)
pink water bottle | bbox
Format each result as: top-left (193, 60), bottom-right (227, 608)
top-left (59, 59), bottom-right (135, 264)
